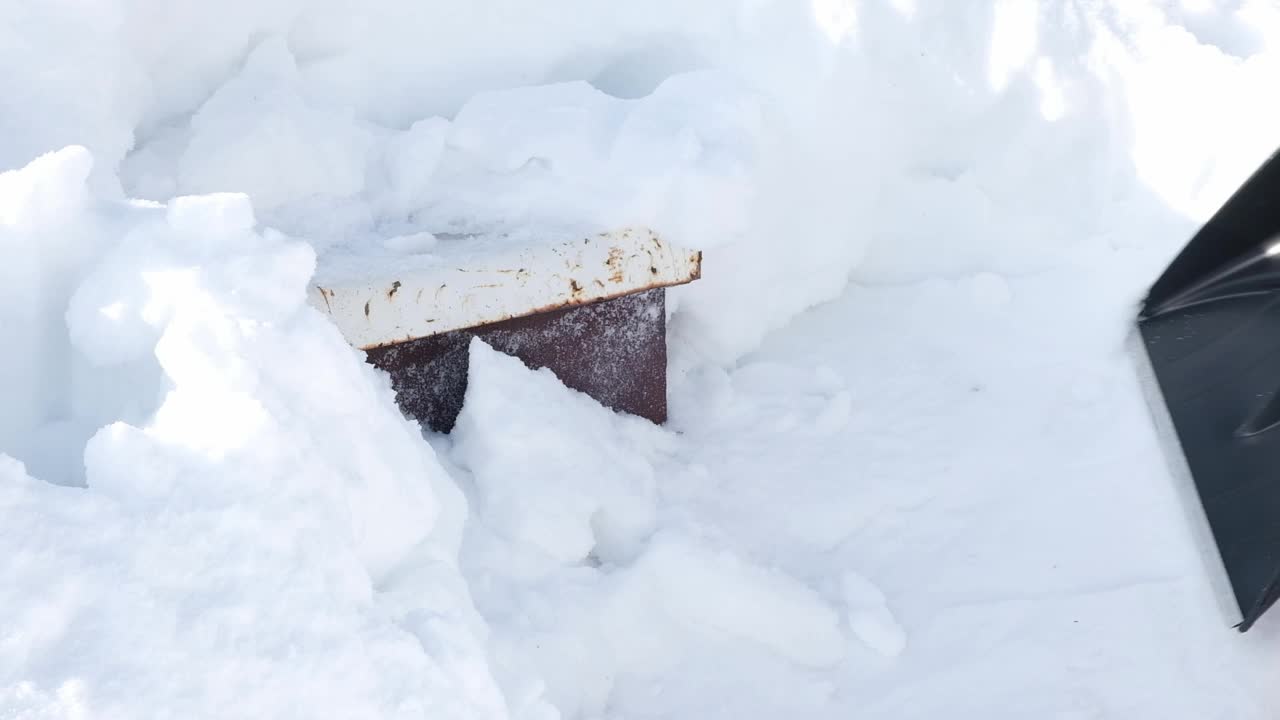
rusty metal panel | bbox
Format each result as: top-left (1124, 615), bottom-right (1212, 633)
top-left (307, 227), bottom-right (700, 350)
top-left (365, 288), bottom-right (667, 433)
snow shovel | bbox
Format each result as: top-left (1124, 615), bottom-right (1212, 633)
top-left (1136, 145), bottom-right (1280, 632)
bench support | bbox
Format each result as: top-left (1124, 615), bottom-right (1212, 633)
top-left (365, 288), bottom-right (667, 432)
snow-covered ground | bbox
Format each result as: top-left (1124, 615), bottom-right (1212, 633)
top-left (5, 1), bottom-right (1280, 718)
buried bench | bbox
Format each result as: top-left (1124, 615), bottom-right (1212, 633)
top-left (307, 227), bottom-right (702, 432)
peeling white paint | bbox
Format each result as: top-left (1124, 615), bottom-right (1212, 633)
top-left (308, 227), bottom-right (701, 349)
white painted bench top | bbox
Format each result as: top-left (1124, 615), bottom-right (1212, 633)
top-left (307, 227), bottom-right (701, 350)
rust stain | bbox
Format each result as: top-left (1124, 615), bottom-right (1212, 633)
top-left (606, 246), bottom-right (626, 284)
top-left (317, 286), bottom-right (334, 313)
top-left (594, 279), bottom-right (606, 289)
top-left (388, 280), bottom-right (401, 299)
top-left (364, 300), bottom-right (371, 318)
top-left (570, 279), bottom-right (584, 296)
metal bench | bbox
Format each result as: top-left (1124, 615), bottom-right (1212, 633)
top-left (308, 227), bottom-right (701, 432)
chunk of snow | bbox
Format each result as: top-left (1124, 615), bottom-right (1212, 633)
top-left (0, 148), bottom-right (508, 718)
top-left (631, 533), bottom-right (847, 669)
top-left (452, 338), bottom-right (667, 567)
top-left (177, 37), bottom-right (375, 210)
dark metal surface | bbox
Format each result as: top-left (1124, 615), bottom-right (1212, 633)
top-left (366, 287), bottom-right (668, 433)
top-left (1143, 146), bottom-right (1280, 318)
top-left (1137, 145), bottom-right (1280, 631)
top-left (1139, 296), bottom-right (1280, 631)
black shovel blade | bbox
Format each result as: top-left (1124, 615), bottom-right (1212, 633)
top-left (1137, 146), bottom-right (1280, 632)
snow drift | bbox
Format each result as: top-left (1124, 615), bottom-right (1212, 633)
top-left (0, 148), bottom-right (511, 718)
top-left (5, 0), bottom-right (1280, 718)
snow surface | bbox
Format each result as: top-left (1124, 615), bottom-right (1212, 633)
top-left (5, 0), bottom-right (1280, 718)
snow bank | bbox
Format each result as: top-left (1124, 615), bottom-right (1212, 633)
top-left (10, 2), bottom-right (1280, 363)
top-left (177, 37), bottom-right (374, 211)
top-left (6, 1), bottom-right (1280, 718)
top-left (451, 342), bottom-right (848, 717)
top-left (0, 148), bottom-right (509, 718)
top-left (5, 0), bottom-right (873, 364)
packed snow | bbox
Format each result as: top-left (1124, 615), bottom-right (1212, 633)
top-left (4, 1), bottom-right (1280, 718)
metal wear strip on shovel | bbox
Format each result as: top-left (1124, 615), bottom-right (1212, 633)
top-left (1137, 146), bottom-right (1280, 632)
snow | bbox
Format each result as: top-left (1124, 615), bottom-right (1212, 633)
top-left (452, 339), bottom-right (668, 569)
top-left (177, 37), bottom-right (375, 210)
top-left (4, 0), bottom-right (1280, 718)
top-left (0, 149), bottom-right (512, 718)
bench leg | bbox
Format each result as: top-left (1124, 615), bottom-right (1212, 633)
top-left (364, 288), bottom-right (668, 433)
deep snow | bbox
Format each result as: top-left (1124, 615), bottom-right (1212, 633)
top-left (4, 0), bottom-right (1280, 718)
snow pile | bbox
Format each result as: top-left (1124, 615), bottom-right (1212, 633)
top-left (126, 36), bottom-right (785, 361)
top-left (9, 2), bottom-right (1280, 364)
top-left (111, 1), bottom-right (1280, 363)
top-left (175, 38), bottom-right (374, 212)
top-left (435, 3), bottom-right (1280, 716)
top-left (451, 341), bottom-right (851, 718)
top-left (0, 148), bottom-right (511, 718)
top-left (452, 340), bottom-right (669, 570)
top-left (6, 0), bottom-right (1280, 718)
top-left (0, 0), bottom-right (870, 363)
